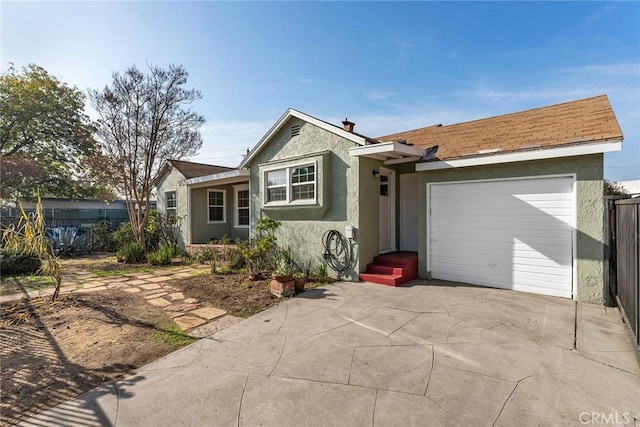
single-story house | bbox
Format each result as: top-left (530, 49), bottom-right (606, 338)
top-left (156, 95), bottom-right (623, 304)
top-left (155, 160), bottom-right (250, 248)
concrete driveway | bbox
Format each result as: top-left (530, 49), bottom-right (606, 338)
top-left (23, 280), bottom-right (640, 426)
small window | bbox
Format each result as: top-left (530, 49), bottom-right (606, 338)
top-left (235, 185), bottom-right (249, 227)
top-left (379, 175), bottom-right (389, 196)
top-left (165, 191), bottom-right (177, 217)
top-left (208, 190), bottom-right (225, 223)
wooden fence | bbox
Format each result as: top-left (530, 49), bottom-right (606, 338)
top-left (606, 196), bottom-right (640, 350)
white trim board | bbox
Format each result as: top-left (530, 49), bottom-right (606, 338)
top-left (416, 140), bottom-right (622, 171)
top-left (181, 169), bottom-right (250, 187)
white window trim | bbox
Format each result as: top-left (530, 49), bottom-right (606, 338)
top-left (263, 160), bottom-right (318, 207)
top-left (165, 190), bottom-right (177, 216)
top-left (207, 189), bottom-right (226, 224)
top-left (234, 184), bottom-right (250, 228)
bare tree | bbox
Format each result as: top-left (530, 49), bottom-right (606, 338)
top-left (89, 64), bottom-right (204, 247)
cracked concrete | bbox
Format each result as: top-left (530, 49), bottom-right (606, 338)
top-left (21, 280), bottom-right (640, 427)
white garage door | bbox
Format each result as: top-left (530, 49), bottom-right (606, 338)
top-left (429, 176), bottom-right (574, 298)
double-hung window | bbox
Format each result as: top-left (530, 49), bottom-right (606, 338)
top-left (165, 191), bottom-right (177, 218)
top-left (208, 190), bottom-right (225, 223)
top-left (235, 185), bottom-right (249, 227)
top-left (264, 163), bottom-right (316, 205)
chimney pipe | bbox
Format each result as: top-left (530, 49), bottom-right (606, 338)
top-left (342, 118), bottom-right (355, 133)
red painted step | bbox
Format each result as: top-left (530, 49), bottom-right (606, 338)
top-left (359, 251), bottom-right (418, 287)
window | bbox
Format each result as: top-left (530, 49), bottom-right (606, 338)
top-left (235, 185), bottom-right (249, 227)
top-left (165, 191), bottom-right (177, 217)
top-left (266, 169), bottom-right (287, 202)
top-left (264, 163), bottom-right (316, 205)
top-left (292, 165), bottom-right (315, 200)
top-left (379, 175), bottom-right (389, 196)
top-left (207, 190), bottom-right (225, 223)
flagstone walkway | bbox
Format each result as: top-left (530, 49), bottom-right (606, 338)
top-left (0, 264), bottom-right (240, 337)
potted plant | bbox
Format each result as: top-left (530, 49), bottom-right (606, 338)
top-left (271, 258), bottom-right (294, 297)
top-left (293, 271), bottom-right (306, 293)
top-left (272, 258), bottom-right (292, 282)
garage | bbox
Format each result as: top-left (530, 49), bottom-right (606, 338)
top-left (428, 176), bottom-right (575, 298)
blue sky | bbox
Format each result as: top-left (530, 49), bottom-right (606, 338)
top-left (2, 1), bottom-right (639, 181)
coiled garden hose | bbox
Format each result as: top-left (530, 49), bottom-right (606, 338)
top-left (322, 229), bottom-right (355, 279)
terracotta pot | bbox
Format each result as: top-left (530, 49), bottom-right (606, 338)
top-left (294, 278), bottom-right (306, 293)
top-left (272, 273), bottom-right (292, 282)
top-left (271, 278), bottom-right (295, 297)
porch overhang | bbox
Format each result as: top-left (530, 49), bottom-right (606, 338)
top-left (180, 169), bottom-right (250, 188)
top-left (349, 142), bottom-right (426, 165)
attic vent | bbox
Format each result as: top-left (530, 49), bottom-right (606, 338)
top-left (291, 124), bottom-right (301, 137)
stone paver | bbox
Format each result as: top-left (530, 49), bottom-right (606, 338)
top-left (173, 315), bottom-right (207, 330)
top-left (139, 283), bottom-right (161, 291)
top-left (146, 276), bottom-right (174, 283)
top-left (147, 297), bottom-right (171, 307)
top-left (143, 291), bottom-right (168, 299)
top-left (122, 287), bottom-right (141, 293)
top-left (190, 306), bottom-right (227, 320)
top-left (167, 292), bottom-right (185, 300)
top-left (164, 303), bottom-right (200, 313)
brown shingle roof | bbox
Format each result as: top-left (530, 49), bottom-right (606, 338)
top-left (376, 95), bottom-right (623, 162)
top-left (168, 160), bottom-right (235, 179)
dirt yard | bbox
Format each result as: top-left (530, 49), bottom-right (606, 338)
top-left (0, 291), bottom-right (190, 425)
top-left (171, 273), bottom-right (279, 318)
top-left (0, 255), bottom-right (286, 425)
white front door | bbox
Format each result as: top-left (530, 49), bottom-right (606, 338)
top-left (379, 167), bottom-right (396, 253)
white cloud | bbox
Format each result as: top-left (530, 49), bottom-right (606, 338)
top-left (364, 90), bottom-right (395, 101)
top-left (294, 76), bottom-right (313, 84)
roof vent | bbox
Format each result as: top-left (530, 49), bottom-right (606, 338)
top-left (342, 118), bottom-right (355, 133)
top-left (291, 124), bottom-right (300, 137)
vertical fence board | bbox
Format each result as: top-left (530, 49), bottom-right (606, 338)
top-left (614, 198), bottom-right (640, 347)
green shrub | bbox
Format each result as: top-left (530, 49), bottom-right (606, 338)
top-left (92, 221), bottom-right (117, 252)
top-left (226, 246), bottom-right (245, 270)
top-left (194, 246), bottom-right (217, 264)
top-left (0, 249), bottom-right (42, 275)
top-left (147, 243), bottom-right (174, 265)
top-left (116, 242), bottom-right (146, 263)
top-left (113, 221), bottom-right (136, 250)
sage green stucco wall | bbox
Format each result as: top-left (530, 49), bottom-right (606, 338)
top-left (417, 154), bottom-right (605, 303)
top-left (156, 168), bottom-right (189, 248)
top-left (190, 185), bottom-right (249, 244)
top-left (248, 117), bottom-right (374, 280)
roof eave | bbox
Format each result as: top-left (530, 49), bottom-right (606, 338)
top-left (415, 139), bottom-right (622, 172)
top-left (180, 169), bottom-right (250, 187)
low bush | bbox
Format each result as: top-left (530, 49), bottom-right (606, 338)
top-left (91, 221), bottom-right (117, 252)
top-left (147, 243), bottom-right (175, 266)
top-left (226, 246), bottom-right (246, 270)
top-left (113, 222), bottom-right (136, 250)
top-left (0, 249), bottom-right (42, 275)
top-left (116, 242), bottom-right (146, 263)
